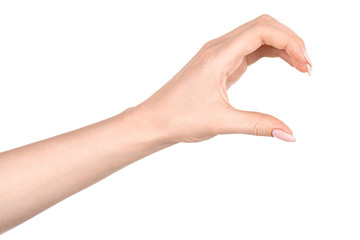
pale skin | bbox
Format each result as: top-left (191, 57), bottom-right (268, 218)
top-left (0, 15), bottom-right (312, 234)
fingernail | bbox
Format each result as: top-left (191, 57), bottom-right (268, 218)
top-left (302, 48), bottom-right (312, 67)
top-left (306, 64), bottom-right (312, 76)
top-left (272, 129), bottom-right (296, 142)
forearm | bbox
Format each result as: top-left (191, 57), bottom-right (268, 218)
top-left (0, 106), bottom-right (172, 233)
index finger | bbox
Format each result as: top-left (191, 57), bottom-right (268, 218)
top-left (219, 15), bottom-right (311, 75)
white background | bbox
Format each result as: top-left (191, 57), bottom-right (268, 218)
top-left (1, 0), bottom-right (359, 239)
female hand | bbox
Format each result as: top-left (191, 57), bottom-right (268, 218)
top-left (136, 14), bottom-right (312, 143)
top-left (0, 14), bottom-right (312, 233)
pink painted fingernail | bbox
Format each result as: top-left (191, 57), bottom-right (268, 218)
top-left (302, 48), bottom-right (312, 67)
top-left (306, 64), bottom-right (312, 76)
top-left (272, 129), bottom-right (296, 142)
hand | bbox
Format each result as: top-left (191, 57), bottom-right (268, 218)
top-left (136, 14), bottom-right (312, 143)
top-left (0, 14), bottom-right (312, 233)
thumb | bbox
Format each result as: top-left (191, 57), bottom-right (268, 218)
top-left (217, 107), bottom-right (296, 142)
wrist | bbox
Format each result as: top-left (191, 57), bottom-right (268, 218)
top-left (122, 105), bottom-right (174, 146)
top-left (106, 105), bottom-right (174, 167)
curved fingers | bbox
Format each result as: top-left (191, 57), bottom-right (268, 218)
top-left (226, 45), bottom-right (295, 89)
top-left (246, 45), bottom-right (293, 67)
top-left (220, 14), bottom-right (311, 75)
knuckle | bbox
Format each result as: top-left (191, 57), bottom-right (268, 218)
top-left (200, 47), bottom-right (215, 61)
top-left (199, 40), bottom-right (220, 61)
top-left (249, 114), bottom-right (270, 136)
top-left (256, 14), bottom-right (274, 25)
top-left (250, 120), bottom-right (260, 136)
top-left (201, 39), bottom-right (215, 50)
